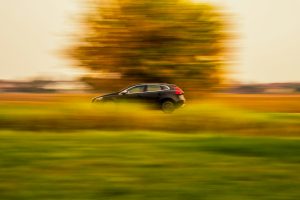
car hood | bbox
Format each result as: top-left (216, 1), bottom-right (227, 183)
top-left (92, 92), bottom-right (119, 102)
top-left (95, 92), bottom-right (119, 99)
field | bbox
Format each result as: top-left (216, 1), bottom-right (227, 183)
top-left (0, 93), bottom-right (299, 199)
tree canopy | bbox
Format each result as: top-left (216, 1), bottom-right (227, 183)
top-left (67, 0), bottom-right (232, 93)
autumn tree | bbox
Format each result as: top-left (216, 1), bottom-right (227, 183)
top-left (67, 0), bottom-right (232, 93)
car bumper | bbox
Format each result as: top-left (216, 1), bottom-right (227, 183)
top-left (176, 95), bottom-right (185, 107)
top-left (176, 100), bottom-right (185, 108)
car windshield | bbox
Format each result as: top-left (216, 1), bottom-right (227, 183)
top-left (119, 85), bottom-right (134, 93)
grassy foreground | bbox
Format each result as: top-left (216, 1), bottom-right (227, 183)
top-left (0, 94), bottom-right (299, 199)
top-left (0, 130), bottom-right (299, 200)
top-left (0, 100), bottom-right (299, 136)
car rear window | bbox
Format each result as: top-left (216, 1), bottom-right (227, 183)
top-left (161, 85), bottom-right (170, 91)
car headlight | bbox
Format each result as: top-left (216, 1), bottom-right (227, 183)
top-left (92, 97), bottom-right (103, 103)
top-left (96, 97), bottom-right (103, 102)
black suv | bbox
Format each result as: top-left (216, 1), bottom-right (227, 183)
top-left (92, 83), bottom-right (185, 112)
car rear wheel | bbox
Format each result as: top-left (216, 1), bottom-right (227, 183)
top-left (161, 100), bottom-right (175, 113)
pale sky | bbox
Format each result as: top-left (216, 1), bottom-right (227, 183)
top-left (0, 0), bottom-right (299, 83)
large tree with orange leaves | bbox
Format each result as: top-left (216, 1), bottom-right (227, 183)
top-left (67, 0), bottom-right (232, 92)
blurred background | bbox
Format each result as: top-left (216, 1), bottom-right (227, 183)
top-left (0, 0), bottom-right (299, 200)
top-left (1, 0), bottom-right (300, 87)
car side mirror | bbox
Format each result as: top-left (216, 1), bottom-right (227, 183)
top-left (119, 90), bottom-right (128, 95)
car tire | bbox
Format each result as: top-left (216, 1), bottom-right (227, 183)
top-left (161, 100), bottom-right (175, 113)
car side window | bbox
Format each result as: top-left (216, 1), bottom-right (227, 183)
top-left (127, 86), bottom-right (145, 94)
top-left (147, 85), bottom-right (162, 92)
top-left (160, 85), bottom-right (170, 91)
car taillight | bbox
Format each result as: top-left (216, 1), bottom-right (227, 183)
top-left (175, 86), bottom-right (184, 95)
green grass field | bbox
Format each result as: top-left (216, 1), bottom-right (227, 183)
top-left (0, 131), bottom-right (299, 200)
top-left (0, 94), bottom-right (299, 199)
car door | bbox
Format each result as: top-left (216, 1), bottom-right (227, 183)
top-left (142, 85), bottom-right (162, 103)
top-left (121, 85), bottom-right (146, 102)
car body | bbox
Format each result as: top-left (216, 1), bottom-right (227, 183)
top-left (92, 83), bottom-right (185, 112)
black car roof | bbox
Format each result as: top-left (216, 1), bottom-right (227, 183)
top-left (124, 83), bottom-right (175, 90)
top-left (136, 83), bottom-right (171, 86)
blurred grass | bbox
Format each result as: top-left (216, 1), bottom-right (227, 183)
top-left (0, 94), bottom-right (299, 199)
top-left (0, 95), bottom-right (299, 135)
top-left (0, 130), bottom-right (299, 200)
